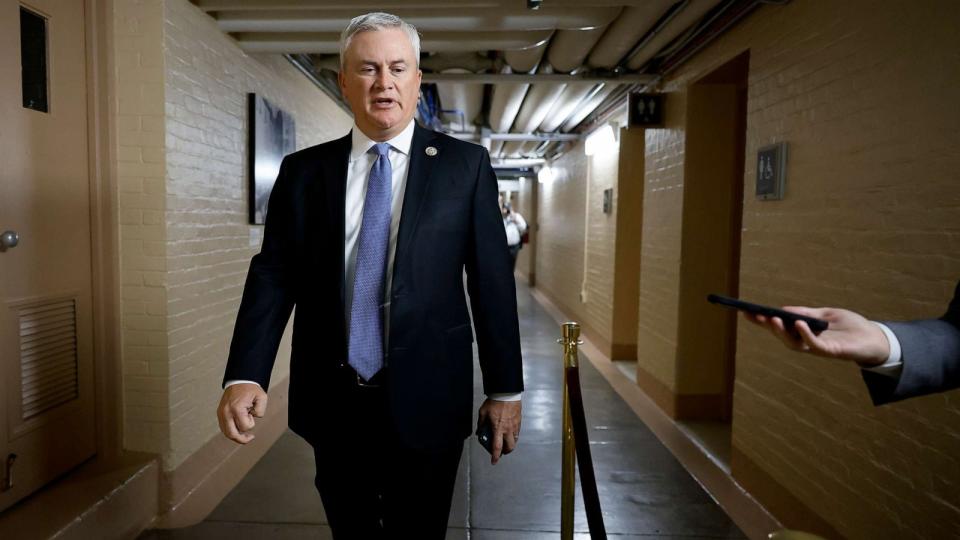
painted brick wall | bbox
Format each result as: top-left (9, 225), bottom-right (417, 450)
top-left (536, 145), bottom-right (588, 323)
top-left (637, 93), bottom-right (688, 390)
top-left (160, 0), bottom-right (352, 469)
top-left (646, 0), bottom-right (960, 537)
top-left (536, 139), bottom-right (621, 352)
top-left (115, 0), bottom-right (171, 456)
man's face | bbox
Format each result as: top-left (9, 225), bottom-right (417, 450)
top-left (339, 28), bottom-right (422, 142)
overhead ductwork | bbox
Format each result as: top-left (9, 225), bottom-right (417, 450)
top-left (561, 83), bottom-right (617, 132)
top-left (504, 40), bottom-right (548, 74)
top-left (235, 30), bottom-right (553, 54)
top-left (512, 83), bottom-right (567, 133)
top-left (500, 141), bottom-right (525, 158)
top-left (586, 1), bottom-right (675, 69)
top-left (214, 6), bottom-right (622, 33)
top-left (625, 0), bottom-right (723, 70)
top-left (435, 69), bottom-right (483, 132)
top-left (546, 26), bottom-right (609, 73)
top-left (537, 82), bottom-right (597, 132)
top-left (488, 83), bottom-right (531, 133)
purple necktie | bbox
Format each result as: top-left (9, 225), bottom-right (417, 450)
top-left (348, 143), bottom-right (392, 381)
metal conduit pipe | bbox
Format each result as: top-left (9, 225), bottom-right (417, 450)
top-left (490, 140), bottom-right (506, 158)
top-left (546, 26), bottom-right (609, 73)
top-left (538, 82), bottom-right (598, 132)
top-left (586, 1), bottom-right (675, 69)
top-left (214, 6), bottom-right (623, 33)
top-left (235, 30), bottom-right (553, 54)
top-left (560, 83), bottom-right (618, 132)
top-left (504, 40), bottom-right (549, 73)
top-left (512, 83), bottom-right (568, 133)
top-left (625, 0), bottom-right (722, 70)
top-left (501, 141), bottom-right (525, 158)
top-left (435, 69), bottom-right (484, 132)
top-left (488, 83), bottom-right (531, 133)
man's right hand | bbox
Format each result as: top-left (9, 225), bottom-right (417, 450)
top-left (217, 383), bottom-right (268, 444)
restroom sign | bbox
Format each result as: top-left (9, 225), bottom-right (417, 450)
top-left (628, 93), bottom-right (663, 127)
top-left (756, 142), bottom-right (787, 200)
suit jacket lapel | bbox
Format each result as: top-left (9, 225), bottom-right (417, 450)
top-left (394, 124), bottom-right (440, 276)
top-left (311, 132), bottom-right (351, 305)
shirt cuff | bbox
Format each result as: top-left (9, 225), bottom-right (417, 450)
top-left (862, 322), bottom-right (903, 377)
top-left (224, 379), bottom-right (263, 390)
top-left (488, 392), bottom-right (522, 402)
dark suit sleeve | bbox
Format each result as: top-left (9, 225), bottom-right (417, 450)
top-left (465, 148), bottom-right (524, 395)
top-left (862, 280), bottom-right (960, 404)
top-left (221, 157), bottom-right (297, 390)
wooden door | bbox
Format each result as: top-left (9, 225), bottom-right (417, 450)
top-left (0, 0), bottom-right (96, 512)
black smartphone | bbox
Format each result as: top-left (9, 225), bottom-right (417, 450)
top-left (476, 420), bottom-right (494, 454)
top-left (707, 294), bottom-right (829, 334)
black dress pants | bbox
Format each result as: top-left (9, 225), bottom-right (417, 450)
top-left (311, 367), bottom-right (463, 539)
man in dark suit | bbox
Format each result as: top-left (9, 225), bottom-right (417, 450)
top-left (215, 12), bottom-right (523, 538)
top-left (745, 280), bottom-right (960, 404)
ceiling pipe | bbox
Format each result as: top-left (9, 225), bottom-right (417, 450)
top-left (546, 26), bottom-right (609, 73)
top-left (447, 132), bottom-right (581, 142)
top-left (488, 83), bottom-right (531, 133)
top-left (234, 30), bottom-right (553, 54)
top-left (560, 83), bottom-right (617, 132)
top-left (422, 72), bottom-right (655, 83)
top-left (214, 6), bottom-right (622, 32)
top-left (585, 1), bottom-right (675, 69)
top-left (512, 83), bottom-right (568, 133)
top-left (625, 0), bottom-right (723, 70)
top-left (537, 82), bottom-right (598, 132)
top-left (503, 40), bottom-right (549, 73)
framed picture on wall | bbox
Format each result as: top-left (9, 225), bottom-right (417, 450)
top-left (248, 93), bottom-right (296, 225)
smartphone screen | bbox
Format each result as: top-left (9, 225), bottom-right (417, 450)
top-left (707, 294), bottom-right (829, 333)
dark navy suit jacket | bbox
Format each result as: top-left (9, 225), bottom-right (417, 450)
top-left (863, 281), bottom-right (960, 404)
top-left (223, 123), bottom-right (523, 449)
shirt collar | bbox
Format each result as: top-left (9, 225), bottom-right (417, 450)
top-left (349, 120), bottom-right (416, 161)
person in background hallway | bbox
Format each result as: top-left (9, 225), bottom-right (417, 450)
top-left (745, 279), bottom-right (960, 405)
top-left (215, 12), bottom-right (523, 539)
top-left (500, 195), bottom-right (527, 270)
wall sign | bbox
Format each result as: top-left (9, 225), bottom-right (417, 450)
top-left (628, 93), bottom-right (664, 128)
top-left (756, 142), bottom-right (787, 200)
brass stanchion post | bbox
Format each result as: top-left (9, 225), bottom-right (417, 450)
top-left (559, 322), bottom-right (581, 540)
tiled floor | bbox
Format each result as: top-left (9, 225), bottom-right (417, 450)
top-left (140, 283), bottom-right (745, 539)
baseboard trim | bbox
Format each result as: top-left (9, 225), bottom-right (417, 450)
top-left (731, 446), bottom-right (842, 540)
top-left (153, 377), bottom-right (291, 528)
top-left (634, 364), bottom-right (727, 420)
top-left (0, 452), bottom-right (159, 540)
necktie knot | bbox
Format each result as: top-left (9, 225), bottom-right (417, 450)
top-left (370, 142), bottom-right (391, 159)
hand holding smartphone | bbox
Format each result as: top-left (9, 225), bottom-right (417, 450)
top-left (476, 420), bottom-right (494, 454)
top-left (707, 294), bottom-right (829, 334)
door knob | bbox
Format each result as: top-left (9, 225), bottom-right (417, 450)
top-left (1, 230), bottom-right (19, 249)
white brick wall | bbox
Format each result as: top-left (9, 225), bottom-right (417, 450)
top-left (116, 0), bottom-right (171, 456)
top-left (161, 0), bottom-right (352, 469)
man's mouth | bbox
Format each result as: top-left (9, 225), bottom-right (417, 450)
top-left (372, 98), bottom-right (397, 109)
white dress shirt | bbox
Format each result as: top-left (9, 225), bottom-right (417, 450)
top-left (227, 121), bottom-right (520, 402)
top-left (863, 322), bottom-right (903, 377)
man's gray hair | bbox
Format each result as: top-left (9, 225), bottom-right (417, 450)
top-left (339, 12), bottom-right (421, 69)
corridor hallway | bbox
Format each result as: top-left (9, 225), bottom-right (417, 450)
top-left (139, 282), bottom-right (745, 539)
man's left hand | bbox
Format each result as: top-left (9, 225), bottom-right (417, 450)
top-left (478, 398), bottom-right (522, 465)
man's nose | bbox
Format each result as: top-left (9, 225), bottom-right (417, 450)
top-left (374, 70), bottom-right (394, 90)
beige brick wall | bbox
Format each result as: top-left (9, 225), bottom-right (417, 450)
top-left (514, 177), bottom-right (535, 279)
top-left (161, 0), bottom-right (353, 469)
top-left (637, 93), bottom-right (688, 390)
top-left (115, 0), bottom-right (171, 456)
top-left (536, 146), bottom-right (588, 320)
top-left (536, 139), bottom-right (622, 351)
top-left (642, 0), bottom-right (960, 537)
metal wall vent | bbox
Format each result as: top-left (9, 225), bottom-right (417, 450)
top-left (19, 299), bottom-right (79, 420)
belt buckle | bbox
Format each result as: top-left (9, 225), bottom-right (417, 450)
top-left (356, 372), bottom-right (380, 388)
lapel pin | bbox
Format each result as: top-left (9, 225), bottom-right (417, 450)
top-left (425, 146), bottom-right (438, 157)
